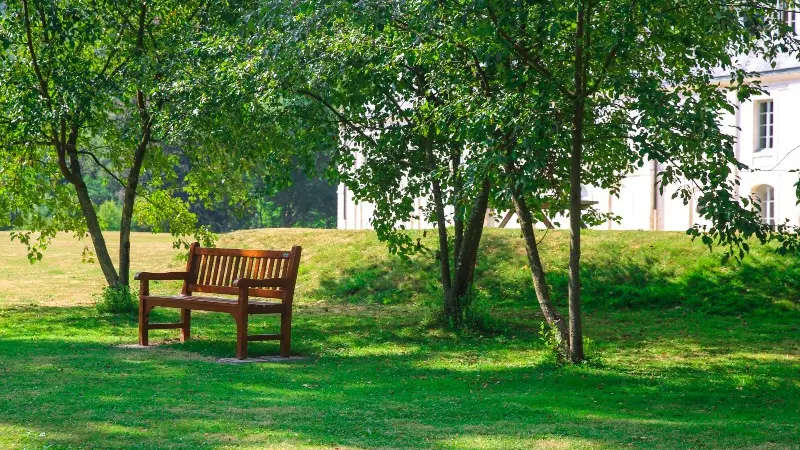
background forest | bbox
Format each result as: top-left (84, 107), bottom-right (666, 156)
top-left (2, 152), bottom-right (337, 233)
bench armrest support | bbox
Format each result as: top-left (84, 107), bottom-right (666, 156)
top-left (134, 272), bottom-right (190, 281)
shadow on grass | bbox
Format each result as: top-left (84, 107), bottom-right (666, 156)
top-left (1, 305), bottom-right (798, 448)
top-left (478, 232), bottom-right (800, 315)
top-left (312, 232), bottom-right (800, 319)
top-left (315, 258), bottom-right (440, 306)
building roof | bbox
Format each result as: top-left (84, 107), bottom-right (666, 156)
top-left (713, 53), bottom-right (800, 81)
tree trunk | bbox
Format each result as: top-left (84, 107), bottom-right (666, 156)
top-left (423, 135), bottom-right (453, 314)
top-left (118, 134), bottom-right (148, 286)
top-left (568, 0), bottom-right (587, 363)
top-left (449, 178), bottom-right (490, 320)
top-left (452, 147), bottom-right (464, 264)
top-left (511, 191), bottom-right (570, 355)
top-left (62, 141), bottom-right (120, 287)
top-left (432, 179), bottom-right (454, 314)
top-left (118, 4), bottom-right (151, 286)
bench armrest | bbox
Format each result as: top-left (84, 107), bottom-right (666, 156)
top-left (134, 272), bottom-right (190, 281)
top-left (232, 277), bottom-right (288, 289)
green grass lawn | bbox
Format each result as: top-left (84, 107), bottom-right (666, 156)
top-left (0, 229), bottom-right (798, 449)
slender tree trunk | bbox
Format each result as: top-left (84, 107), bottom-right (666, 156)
top-left (511, 191), bottom-right (570, 354)
top-left (423, 135), bottom-right (454, 313)
top-left (62, 139), bottom-right (120, 287)
top-left (568, 0), bottom-right (587, 363)
top-left (452, 148), bottom-right (464, 264)
top-left (118, 3), bottom-right (151, 286)
top-left (118, 133), bottom-right (148, 286)
top-left (449, 178), bottom-right (490, 317)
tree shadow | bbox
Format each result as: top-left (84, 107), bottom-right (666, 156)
top-left (315, 257), bottom-right (439, 306)
top-left (313, 231), bottom-right (800, 322)
top-left (1, 312), bottom-right (798, 449)
top-left (474, 231), bottom-right (800, 316)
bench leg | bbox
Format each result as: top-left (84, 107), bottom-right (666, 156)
top-left (280, 309), bottom-right (292, 358)
top-left (138, 299), bottom-right (149, 347)
top-left (180, 309), bottom-right (191, 342)
top-left (235, 313), bottom-right (248, 360)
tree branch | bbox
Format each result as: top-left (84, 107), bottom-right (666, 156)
top-left (296, 89), bottom-right (380, 148)
top-left (76, 150), bottom-right (127, 187)
top-left (485, 3), bottom-right (575, 99)
top-left (21, 0), bottom-right (52, 107)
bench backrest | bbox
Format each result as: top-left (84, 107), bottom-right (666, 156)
top-left (181, 243), bottom-right (302, 302)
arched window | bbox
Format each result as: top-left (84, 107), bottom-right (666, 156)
top-left (751, 185), bottom-right (775, 226)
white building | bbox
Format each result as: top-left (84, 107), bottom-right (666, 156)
top-left (339, 55), bottom-right (800, 232)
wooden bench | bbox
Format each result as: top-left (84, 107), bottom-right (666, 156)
top-left (135, 243), bottom-right (302, 359)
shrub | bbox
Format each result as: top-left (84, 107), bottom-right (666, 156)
top-left (95, 285), bottom-right (136, 314)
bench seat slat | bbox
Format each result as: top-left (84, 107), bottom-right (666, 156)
top-left (188, 284), bottom-right (284, 299)
top-left (144, 295), bottom-right (284, 314)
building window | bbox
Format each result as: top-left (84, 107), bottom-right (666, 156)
top-left (756, 100), bottom-right (774, 151)
top-left (752, 185), bottom-right (775, 226)
top-left (342, 185), bottom-right (347, 221)
top-left (780, 1), bottom-right (797, 30)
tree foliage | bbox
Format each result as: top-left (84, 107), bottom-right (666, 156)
top-left (0, 0), bottom-right (334, 287)
top-left (460, 0), bottom-right (800, 361)
top-left (251, 0), bottom-right (800, 350)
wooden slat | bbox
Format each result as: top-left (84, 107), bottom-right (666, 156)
top-left (211, 255), bottom-right (220, 286)
top-left (235, 257), bottom-right (245, 280)
top-left (224, 256), bottom-right (237, 286)
top-left (197, 255), bottom-right (208, 284)
top-left (277, 258), bottom-right (285, 278)
top-left (197, 255), bottom-right (206, 285)
top-left (240, 278), bottom-right (289, 288)
top-left (250, 288), bottom-right (284, 299)
top-left (190, 284), bottom-right (238, 296)
top-left (270, 258), bottom-right (279, 278)
top-left (235, 256), bottom-right (244, 284)
top-left (220, 256), bottom-right (229, 286)
top-left (195, 248), bottom-right (292, 258)
top-left (200, 255), bottom-right (208, 285)
top-left (207, 255), bottom-right (215, 284)
top-left (258, 257), bottom-right (268, 279)
top-left (196, 254), bottom-right (205, 285)
top-left (267, 258), bottom-right (276, 279)
top-left (244, 257), bottom-right (253, 279)
top-left (208, 255), bottom-right (220, 285)
top-left (279, 258), bottom-right (288, 278)
top-left (277, 258), bottom-right (287, 278)
top-left (215, 256), bottom-right (228, 286)
top-left (210, 255), bottom-right (220, 285)
top-left (146, 295), bottom-right (237, 313)
top-left (242, 257), bottom-right (251, 278)
top-left (185, 284), bottom-right (284, 299)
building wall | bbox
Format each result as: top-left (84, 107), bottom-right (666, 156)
top-left (338, 69), bottom-right (800, 231)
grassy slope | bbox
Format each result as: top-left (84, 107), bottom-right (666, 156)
top-left (0, 229), bottom-right (798, 449)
